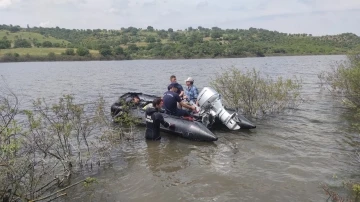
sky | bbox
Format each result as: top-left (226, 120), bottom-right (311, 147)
top-left (1, 0), bottom-right (360, 36)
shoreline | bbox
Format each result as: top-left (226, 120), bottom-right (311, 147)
top-left (0, 52), bottom-right (346, 63)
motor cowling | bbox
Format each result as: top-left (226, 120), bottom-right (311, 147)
top-left (197, 87), bottom-right (241, 130)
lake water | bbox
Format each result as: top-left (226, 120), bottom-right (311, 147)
top-left (1, 55), bottom-right (358, 201)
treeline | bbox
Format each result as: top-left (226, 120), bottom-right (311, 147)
top-left (0, 51), bottom-right (129, 62)
top-left (0, 37), bottom-right (67, 48)
top-left (1, 24), bottom-right (360, 61)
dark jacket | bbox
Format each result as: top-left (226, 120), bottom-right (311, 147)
top-left (145, 107), bottom-right (170, 140)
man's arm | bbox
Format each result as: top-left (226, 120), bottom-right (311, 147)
top-left (178, 84), bottom-right (185, 97)
top-left (193, 87), bottom-right (199, 105)
top-left (180, 101), bottom-right (195, 110)
top-left (156, 113), bottom-right (175, 129)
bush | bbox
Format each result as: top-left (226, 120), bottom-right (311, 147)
top-left (114, 46), bottom-right (124, 55)
top-left (99, 48), bottom-right (113, 56)
top-left (0, 53), bottom-right (19, 62)
top-left (0, 39), bottom-right (11, 49)
top-left (0, 89), bottom-right (131, 202)
top-left (14, 39), bottom-right (32, 48)
top-left (76, 47), bottom-right (90, 56)
top-left (319, 51), bottom-right (360, 109)
top-left (318, 50), bottom-right (360, 202)
top-left (210, 67), bottom-right (302, 117)
top-left (42, 40), bottom-right (53, 47)
top-left (64, 48), bottom-right (75, 55)
top-left (48, 52), bottom-right (56, 60)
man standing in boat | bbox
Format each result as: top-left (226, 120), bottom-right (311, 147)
top-left (145, 98), bottom-right (175, 140)
top-left (163, 83), bottom-right (197, 117)
top-left (168, 75), bottom-right (184, 98)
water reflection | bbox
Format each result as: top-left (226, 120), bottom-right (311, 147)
top-left (145, 133), bottom-right (218, 175)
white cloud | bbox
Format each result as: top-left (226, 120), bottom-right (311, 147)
top-left (0, 0), bottom-right (20, 9)
top-left (128, 0), bottom-right (156, 7)
top-left (0, 0), bottom-right (359, 35)
top-left (107, 8), bottom-right (119, 13)
top-left (42, 0), bottom-right (86, 4)
top-left (196, 1), bottom-right (208, 9)
top-left (0, 0), bottom-right (11, 8)
top-left (39, 21), bottom-right (53, 27)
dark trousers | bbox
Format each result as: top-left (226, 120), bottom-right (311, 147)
top-left (165, 108), bottom-right (190, 117)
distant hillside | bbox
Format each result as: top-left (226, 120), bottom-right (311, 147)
top-left (1, 24), bottom-right (360, 62)
top-left (0, 30), bottom-right (70, 47)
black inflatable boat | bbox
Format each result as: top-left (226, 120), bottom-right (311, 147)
top-left (110, 87), bottom-right (256, 142)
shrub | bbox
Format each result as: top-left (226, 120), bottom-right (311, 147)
top-left (0, 89), bottom-right (132, 202)
top-left (64, 48), bottom-right (75, 55)
top-left (42, 41), bottom-right (53, 47)
top-left (48, 52), bottom-right (56, 60)
top-left (114, 46), bottom-right (124, 55)
top-left (210, 67), bottom-right (302, 117)
top-left (14, 39), bottom-right (32, 48)
top-left (318, 52), bottom-right (360, 201)
top-left (76, 47), bottom-right (90, 56)
top-left (0, 39), bottom-right (11, 49)
top-left (99, 48), bottom-right (113, 56)
top-left (318, 51), bottom-right (360, 109)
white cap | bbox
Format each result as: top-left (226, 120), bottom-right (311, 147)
top-left (185, 77), bottom-right (194, 82)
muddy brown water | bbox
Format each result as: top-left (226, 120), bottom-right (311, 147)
top-left (1, 55), bottom-right (358, 201)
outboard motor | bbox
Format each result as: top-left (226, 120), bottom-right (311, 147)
top-left (197, 87), bottom-right (241, 130)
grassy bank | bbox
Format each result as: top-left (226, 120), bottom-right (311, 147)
top-left (0, 47), bottom-right (99, 56)
top-left (0, 50), bottom-right (129, 62)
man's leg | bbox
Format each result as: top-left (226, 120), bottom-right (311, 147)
top-left (176, 109), bottom-right (190, 117)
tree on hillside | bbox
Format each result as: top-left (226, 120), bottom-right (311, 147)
top-left (64, 48), bottom-right (75, 55)
top-left (157, 30), bottom-right (168, 39)
top-left (14, 39), bottom-right (32, 48)
top-left (0, 39), bottom-right (11, 49)
top-left (76, 47), bottom-right (90, 56)
top-left (114, 46), bottom-right (124, 55)
top-left (146, 36), bottom-right (156, 43)
top-left (119, 35), bottom-right (129, 45)
top-left (10, 25), bottom-right (21, 33)
top-left (127, 44), bottom-right (138, 53)
top-left (42, 41), bottom-right (53, 47)
top-left (100, 48), bottom-right (113, 56)
top-left (147, 26), bottom-right (154, 32)
top-left (211, 31), bottom-right (222, 39)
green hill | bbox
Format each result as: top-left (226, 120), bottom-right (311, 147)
top-left (1, 24), bottom-right (360, 62)
top-left (0, 30), bottom-right (70, 48)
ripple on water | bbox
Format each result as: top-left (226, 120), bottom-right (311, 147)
top-left (2, 56), bottom-right (359, 202)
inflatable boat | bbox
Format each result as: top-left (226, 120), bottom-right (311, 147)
top-left (110, 87), bottom-right (256, 142)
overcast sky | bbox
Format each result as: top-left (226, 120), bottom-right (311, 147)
top-left (1, 0), bottom-right (359, 36)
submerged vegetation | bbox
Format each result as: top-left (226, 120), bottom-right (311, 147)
top-left (1, 24), bottom-right (360, 62)
top-left (0, 81), bottom-right (138, 201)
top-left (210, 67), bottom-right (302, 118)
top-left (318, 51), bottom-right (360, 201)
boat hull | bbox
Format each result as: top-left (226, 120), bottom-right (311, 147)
top-left (128, 109), bottom-right (218, 141)
top-left (111, 91), bottom-right (256, 141)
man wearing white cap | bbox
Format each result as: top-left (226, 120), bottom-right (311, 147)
top-left (184, 77), bottom-right (199, 106)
